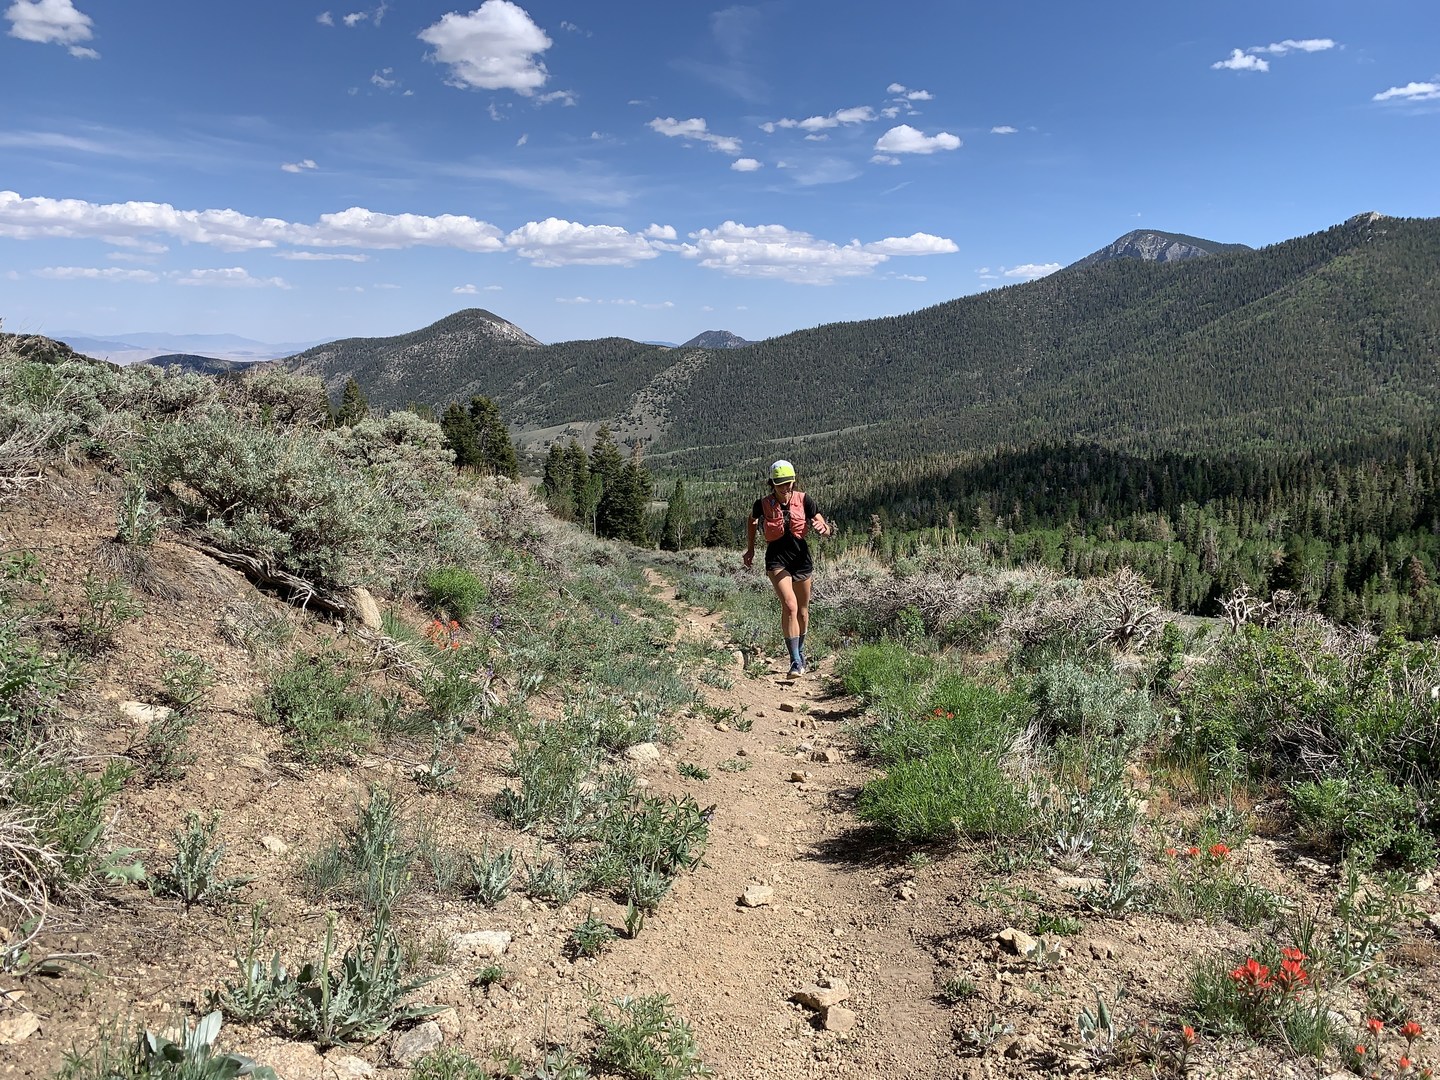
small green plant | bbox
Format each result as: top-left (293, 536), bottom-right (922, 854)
top-left (938, 976), bottom-right (978, 1004)
top-left (213, 906), bottom-right (291, 1023)
top-left (160, 649), bottom-right (216, 712)
top-left (151, 811), bottom-right (252, 909)
top-left (733, 714), bottom-right (753, 733)
top-left (1330, 861), bottom-right (1419, 975)
top-left (256, 652), bottom-right (381, 764)
top-left (567, 913), bottom-right (615, 959)
top-left (589, 994), bottom-right (710, 1080)
top-left (114, 477), bottom-right (161, 547)
top-left (134, 707), bottom-right (197, 784)
top-left (1032, 913), bottom-right (1083, 937)
top-left (466, 842), bottom-right (515, 907)
top-left (303, 787), bottom-right (415, 916)
top-left (421, 566), bottom-right (488, 623)
top-left (284, 914), bottom-right (440, 1049)
top-left (715, 759), bottom-right (750, 773)
top-left (525, 857), bottom-right (578, 904)
top-left (413, 1047), bottom-right (491, 1080)
top-left (472, 964), bottom-right (505, 988)
top-left (76, 571), bottom-right (143, 653)
top-left (677, 762), bottom-right (709, 781)
top-left (58, 1011), bottom-right (278, 1080)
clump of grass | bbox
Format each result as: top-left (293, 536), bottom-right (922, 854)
top-left (589, 994), bottom-right (709, 1079)
top-left (421, 566), bottom-right (489, 623)
top-left (256, 651), bottom-right (386, 764)
top-left (150, 811), bottom-right (252, 909)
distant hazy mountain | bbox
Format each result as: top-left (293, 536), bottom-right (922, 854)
top-left (54, 331), bottom-right (322, 365)
top-left (680, 330), bottom-right (751, 349)
top-left (1067, 229), bottom-right (1252, 270)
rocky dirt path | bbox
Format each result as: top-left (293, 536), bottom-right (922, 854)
top-left (570, 571), bottom-right (959, 1079)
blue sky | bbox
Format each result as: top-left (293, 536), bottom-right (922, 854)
top-left (2, 0), bottom-right (1437, 346)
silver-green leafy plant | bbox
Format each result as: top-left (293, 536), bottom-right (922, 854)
top-left (151, 811), bottom-right (252, 910)
top-left (465, 842), bottom-right (515, 907)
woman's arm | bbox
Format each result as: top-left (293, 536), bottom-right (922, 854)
top-left (743, 513), bottom-right (758, 567)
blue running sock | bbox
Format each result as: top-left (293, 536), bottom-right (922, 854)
top-left (785, 635), bottom-right (802, 666)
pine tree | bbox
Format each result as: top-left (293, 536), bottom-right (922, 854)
top-left (440, 402), bottom-right (481, 469)
top-left (334, 377), bottom-right (370, 427)
top-left (590, 426), bottom-right (628, 539)
top-left (468, 396), bottom-right (519, 479)
top-left (659, 479), bottom-right (691, 551)
top-left (701, 508), bottom-right (732, 548)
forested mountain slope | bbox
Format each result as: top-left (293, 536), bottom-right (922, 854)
top-left (284, 213), bottom-right (1440, 468)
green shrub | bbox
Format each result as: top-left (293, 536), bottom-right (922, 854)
top-left (151, 812), bottom-right (251, 910)
top-left (303, 787), bottom-right (415, 916)
top-left (1027, 659), bottom-right (1156, 748)
top-left (421, 567), bottom-right (488, 622)
top-left (256, 653), bottom-right (384, 764)
top-left (589, 994), bottom-right (709, 1080)
top-left (857, 747), bottom-right (1031, 843)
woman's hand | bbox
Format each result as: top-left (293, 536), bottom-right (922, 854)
top-left (813, 516), bottom-right (832, 537)
top-left (743, 548), bottom-right (754, 568)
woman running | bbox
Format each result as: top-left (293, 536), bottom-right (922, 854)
top-left (743, 460), bottom-right (831, 676)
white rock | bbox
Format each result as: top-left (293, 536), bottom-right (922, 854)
top-left (740, 884), bottom-right (774, 908)
top-left (821, 1005), bottom-right (857, 1032)
top-left (793, 978), bottom-right (849, 1010)
top-left (260, 835), bottom-right (290, 856)
top-left (391, 1021), bottom-right (443, 1064)
top-left (453, 930), bottom-right (512, 958)
top-left (994, 928), bottom-right (1038, 956)
top-left (329, 1055), bottom-right (375, 1078)
top-left (624, 742), bottom-right (662, 763)
top-left (118, 701), bottom-right (173, 725)
top-left (0, 1011), bottom-right (41, 1044)
top-left (346, 587), bottom-right (383, 630)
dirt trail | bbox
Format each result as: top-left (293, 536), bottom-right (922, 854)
top-left (584, 570), bottom-right (959, 1079)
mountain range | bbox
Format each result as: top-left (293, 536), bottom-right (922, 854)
top-left (278, 213), bottom-right (1440, 472)
top-left (51, 331), bottom-right (321, 366)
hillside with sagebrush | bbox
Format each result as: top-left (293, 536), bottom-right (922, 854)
top-left (4, 334), bottom-right (1440, 1080)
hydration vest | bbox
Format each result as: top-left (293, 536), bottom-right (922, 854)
top-left (759, 490), bottom-right (808, 542)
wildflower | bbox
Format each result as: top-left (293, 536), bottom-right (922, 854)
top-left (1208, 842), bottom-right (1230, 860)
top-left (945, 711), bottom-right (954, 719)
top-left (1181, 1024), bottom-right (1196, 1047)
top-left (1281, 947), bottom-right (1307, 963)
top-left (1229, 957), bottom-right (1272, 990)
top-left (1165, 847), bottom-right (1179, 858)
top-left (1355, 1045), bottom-right (1366, 1057)
top-left (1186, 845), bottom-right (1200, 858)
top-left (1402, 1020), bottom-right (1424, 1043)
top-left (1273, 954), bottom-right (1310, 994)
top-left (1399, 1057), bottom-right (1413, 1074)
top-left (1367, 1018), bottom-right (1385, 1037)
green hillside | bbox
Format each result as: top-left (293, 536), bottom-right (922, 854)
top-left (285, 213), bottom-right (1440, 472)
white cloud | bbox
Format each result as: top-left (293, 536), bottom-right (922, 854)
top-left (680, 221), bottom-right (954, 285)
top-left (874, 125), bottom-right (961, 154)
top-left (1250, 38), bottom-right (1335, 55)
top-left (1212, 48), bottom-right (1269, 72)
top-left (556, 296), bottom-right (592, 303)
top-left (173, 267), bottom-right (290, 289)
top-left (886, 82), bottom-right (906, 94)
top-left (893, 274), bottom-right (926, 282)
top-left (642, 223), bottom-right (677, 240)
top-left (906, 89), bottom-right (933, 101)
top-left (343, 11), bottom-right (367, 26)
top-left (34, 265), bottom-right (157, 282)
top-left (1212, 40), bottom-right (1335, 73)
top-left (681, 222), bottom-right (886, 284)
top-left (1003, 262), bottom-right (1061, 280)
top-left (804, 134), bottom-right (827, 142)
top-left (281, 158), bottom-right (318, 173)
top-left (505, 218), bottom-right (661, 266)
top-left (870, 153), bottom-right (900, 165)
top-left (6, 0), bottom-right (97, 57)
top-left (419, 0), bottom-right (552, 95)
top-left (453, 283), bottom-right (479, 294)
top-left (880, 105), bottom-right (901, 119)
top-left (275, 251), bottom-right (368, 261)
top-left (0, 190), bottom-right (508, 253)
top-left (1373, 80), bottom-right (1440, 102)
top-left (731, 157), bottom-right (762, 172)
top-left (371, 68), bottom-right (397, 89)
top-left (516, 133), bottom-right (528, 146)
top-left (317, 11), bottom-right (334, 26)
top-left (535, 88), bottom-right (576, 106)
top-left (862, 232), bottom-right (958, 256)
top-left (648, 116), bottom-right (742, 154)
top-left (374, 283), bottom-right (399, 289)
top-left (763, 105), bottom-right (876, 133)
top-left (991, 125), bottom-right (1017, 134)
